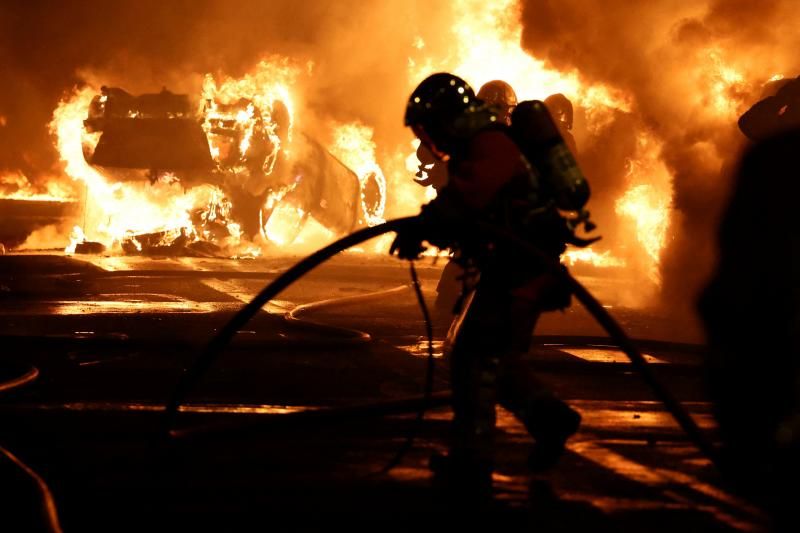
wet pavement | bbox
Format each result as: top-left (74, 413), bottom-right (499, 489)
top-left (0, 252), bottom-right (767, 531)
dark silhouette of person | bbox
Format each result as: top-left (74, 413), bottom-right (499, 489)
top-left (698, 129), bottom-right (800, 531)
top-left (477, 79), bottom-right (518, 126)
top-left (738, 76), bottom-right (800, 142)
top-left (544, 93), bottom-right (577, 155)
top-left (414, 80), bottom-right (522, 323)
top-left (393, 73), bottom-right (587, 498)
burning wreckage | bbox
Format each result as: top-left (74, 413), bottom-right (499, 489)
top-left (75, 85), bottom-right (386, 256)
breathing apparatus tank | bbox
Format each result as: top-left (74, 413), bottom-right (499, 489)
top-left (510, 100), bottom-right (589, 213)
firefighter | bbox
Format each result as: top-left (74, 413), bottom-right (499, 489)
top-left (416, 80), bottom-right (520, 322)
top-left (477, 79), bottom-right (517, 126)
top-left (392, 73), bottom-right (584, 496)
top-left (413, 79), bottom-right (518, 191)
top-left (544, 93), bottom-right (577, 154)
top-left (698, 129), bottom-right (800, 530)
top-left (738, 75), bottom-right (800, 142)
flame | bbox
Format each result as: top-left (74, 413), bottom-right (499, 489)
top-left (43, 56), bottom-right (314, 255)
top-left (616, 185), bottom-right (671, 266)
top-left (65, 225), bottom-right (86, 254)
top-left (0, 172), bottom-right (76, 202)
top-left (36, 0), bottom-right (676, 286)
top-left (43, 54), bottom-right (395, 257)
top-left (404, 139), bottom-right (422, 174)
top-left (262, 203), bottom-right (334, 252)
top-left (202, 56), bottom-right (298, 172)
top-left (329, 123), bottom-right (387, 226)
top-left (704, 47), bottom-right (749, 118)
top-left (400, 0), bottom-right (681, 284)
top-left (615, 132), bottom-right (673, 283)
top-left (262, 203), bottom-right (306, 246)
top-left (203, 57), bottom-right (298, 125)
top-left (563, 248), bottom-right (626, 268)
top-left (400, 0), bottom-right (640, 272)
top-left (408, 0), bottom-right (629, 115)
top-left (50, 86), bottom-right (247, 253)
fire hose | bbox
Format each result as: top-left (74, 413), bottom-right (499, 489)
top-left (164, 217), bottom-right (418, 428)
top-left (164, 216), bottom-right (721, 470)
top-left (0, 368), bottom-right (62, 532)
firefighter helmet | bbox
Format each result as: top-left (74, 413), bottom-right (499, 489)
top-left (405, 73), bottom-right (478, 126)
top-left (477, 80), bottom-right (517, 108)
top-left (544, 93), bottom-right (574, 131)
top-left (477, 80), bottom-right (517, 125)
top-left (405, 73), bottom-right (483, 160)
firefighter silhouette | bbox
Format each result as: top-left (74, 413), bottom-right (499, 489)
top-left (415, 80), bottom-right (521, 322)
top-left (699, 129), bottom-right (800, 531)
top-left (544, 93), bottom-right (577, 155)
top-left (393, 73), bottom-right (589, 496)
top-left (738, 75), bottom-right (800, 142)
top-left (477, 79), bottom-right (518, 126)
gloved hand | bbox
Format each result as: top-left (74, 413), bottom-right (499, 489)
top-left (390, 197), bottom-right (466, 260)
top-left (390, 219), bottom-right (427, 260)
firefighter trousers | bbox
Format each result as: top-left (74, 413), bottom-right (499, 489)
top-left (448, 285), bottom-right (578, 465)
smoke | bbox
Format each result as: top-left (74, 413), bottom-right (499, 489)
top-left (520, 0), bottom-right (800, 311)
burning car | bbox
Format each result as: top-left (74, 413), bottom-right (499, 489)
top-left (79, 85), bottom-right (384, 254)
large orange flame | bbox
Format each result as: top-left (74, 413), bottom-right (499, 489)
top-left (31, 0), bottom-right (771, 285)
top-left (201, 56), bottom-right (298, 172)
top-left (0, 172), bottom-right (75, 202)
top-left (330, 123), bottom-right (387, 226)
top-left (44, 54), bottom-right (393, 256)
top-left (50, 85), bottom-right (255, 255)
top-left (614, 132), bottom-right (674, 284)
top-left (403, 0), bottom-right (675, 291)
top-left (408, 0), bottom-right (629, 116)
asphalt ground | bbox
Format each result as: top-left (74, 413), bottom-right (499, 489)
top-left (0, 251), bottom-right (768, 532)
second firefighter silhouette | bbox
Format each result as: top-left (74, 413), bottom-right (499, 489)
top-left (392, 73), bottom-right (594, 494)
top-left (422, 80), bottom-right (521, 320)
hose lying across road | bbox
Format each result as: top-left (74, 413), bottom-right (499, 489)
top-left (0, 368), bottom-right (62, 533)
top-left (165, 216), bottom-right (721, 469)
top-left (164, 217), bottom-right (418, 431)
top-left (284, 283), bottom-right (412, 344)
